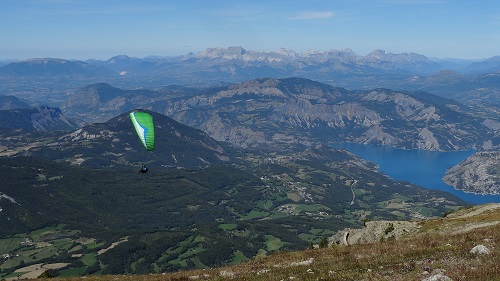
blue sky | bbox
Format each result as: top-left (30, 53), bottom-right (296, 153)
top-left (1, 0), bottom-right (499, 60)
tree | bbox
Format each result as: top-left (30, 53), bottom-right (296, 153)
top-left (38, 269), bottom-right (57, 278)
top-left (319, 237), bottom-right (328, 248)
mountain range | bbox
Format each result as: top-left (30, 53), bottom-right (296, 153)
top-left (163, 77), bottom-right (497, 151)
top-left (30, 77), bottom-right (492, 152)
top-left (0, 47), bottom-right (499, 89)
top-left (4, 77), bottom-right (495, 152)
top-left (1, 73), bottom-right (498, 195)
top-left (0, 47), bottom-right (498, 278)
top-left (1, 47), bottom-right (499, 120)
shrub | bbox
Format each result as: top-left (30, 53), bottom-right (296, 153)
top-left (384, 223), bottom-right (394, 235)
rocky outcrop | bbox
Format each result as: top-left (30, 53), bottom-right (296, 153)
top-left (443, 151), bottom-right (500, 195)
top-left (329, 220), bottom-right (421, 246)
top-left (417, 128), bottom-right (440, 150)
top-left (470, 244), bottom-right (491, 255)
top-left (329, 203), bottom-right (500, 248)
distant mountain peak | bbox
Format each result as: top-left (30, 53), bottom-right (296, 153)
top-left (0, 57), bottom-right (116, 76)
top-left (195, 46), bottom-right (247, 59)
top-left (108, 55), bottom-right (131, 62)
top-left (106, 55), bottom-right (142, 64)
top-left (275, 48), bottom-right (297, 57)
top-left (24, 58), bottom-right (70, 64)
top-left (366, 49), bottom-right (387, 59)
top-left (10, 110), bottom-right (233, 169)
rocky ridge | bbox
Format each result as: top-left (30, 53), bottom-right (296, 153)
top-left (329, 203), bottom-right (500, 245)
top-left (192, 47), bottom-right (439, 73)
top-left (0, 95), bottom-right (31, 110)
top-left (443, 151), bottom-right (500, 195)
top-left (0, 106), bottom-right (78, 131)
top-left (165, 78), bottom-right (495, 151)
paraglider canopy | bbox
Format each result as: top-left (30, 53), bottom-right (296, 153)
top-left (129, 111), bottom-right (155, 151)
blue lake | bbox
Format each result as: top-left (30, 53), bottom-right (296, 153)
top-left (332, 143), bottom-right (500, 204)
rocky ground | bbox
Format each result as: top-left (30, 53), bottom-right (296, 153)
top-left (330, 203), bottom-right (500, 247)
top-left (443, 151), bottom-right (500, 195)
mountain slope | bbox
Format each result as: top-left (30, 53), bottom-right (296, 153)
top-left (21, 204), bottom-right (500, 281)
top-left (0, 111), bottom-right (468, 278)
top-left (0, 106), bottom-right (78, 131)
top-left (61, 83), bottom-right (167, 122)
top-left (443, 151), bottom-right (500, 195)
top-left (0, 95), bottom-right (31, 110)
top-left (466, 56), bottom-right (500, 73)
top-left (0, 110), bottom-right (231, 169)
top-left (400, 71), bottom-right (500, 118)
top-left (165, 77), bottom-right (495, 151)
top-left (0, 58), bottom-right (115, 76)
top-left (0, 149), bottom-right (466, 277)
top-left (0, 58), bottom-right (120, 92)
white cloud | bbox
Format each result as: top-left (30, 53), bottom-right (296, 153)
top-left (290, 11), bottom-right (335, 20)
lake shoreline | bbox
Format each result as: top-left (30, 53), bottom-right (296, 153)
top-left (331, 143), bottom-right (500, 204)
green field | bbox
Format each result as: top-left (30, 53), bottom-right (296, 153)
top-left (219, 223), bottom-right (237, 231)
top-left (265, 235), bottom-right (286, 251)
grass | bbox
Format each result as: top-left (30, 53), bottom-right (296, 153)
top-left (81, 254), bottom-right (97, 266)
top-left (0, 237), bottom-right (23, 254)
top-left (218, 223), bottom-right (237, 231)
top-left (230, 251), bottom-right (249, 265)
top-left (241, 210), bottom-right (270, 220)
top-left (50, 224), bottom-right (499, 281)
top-left (50, 205), bottom-right (500, 281)
top-left (264, 235), bottom-right (286, 252)
top-left (286, 192), bottom-right (301, 202)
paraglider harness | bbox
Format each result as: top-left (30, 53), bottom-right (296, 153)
top-left (138, 165), bottom-right (148, 174)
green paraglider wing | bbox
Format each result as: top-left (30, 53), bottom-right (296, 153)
top-left (129, 111), bottom-right (155, 151)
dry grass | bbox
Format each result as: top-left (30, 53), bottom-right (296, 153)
top-left (51, 224), bottom-right (499, 281)
top-left (36, 204), bottom-right (499, 281)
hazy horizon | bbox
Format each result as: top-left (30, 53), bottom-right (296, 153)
top-left (0, 46), bottom-right (496, 62)
top-left (1, 0), bottom-right (499, 61)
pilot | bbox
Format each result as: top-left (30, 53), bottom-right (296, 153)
top-left (138, 165), bottom-right (148, 174)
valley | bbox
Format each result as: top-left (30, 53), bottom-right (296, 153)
top-left (0, 47), bottom-right (499, 279)
top-left (0, 139), bottom-right (466, 278)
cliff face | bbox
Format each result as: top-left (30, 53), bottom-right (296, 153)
top-left (443, 151), bottom-right (500, 195)
top-left (165, 78), bottom-right (494, 151)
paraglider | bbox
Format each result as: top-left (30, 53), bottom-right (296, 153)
top-left (138, 164), bottom-right (149, 174)
top-left (130, 111), bottom-right (154, 173)
top-left (129, 111), bottom-right (155, 151)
